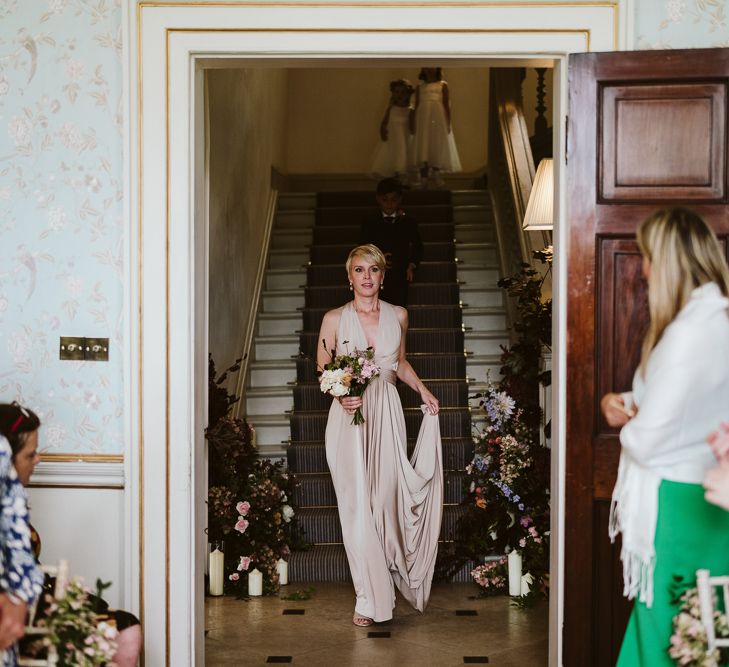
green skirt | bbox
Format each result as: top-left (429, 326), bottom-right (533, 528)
top-left (617, 479), bottom-right (729, 666)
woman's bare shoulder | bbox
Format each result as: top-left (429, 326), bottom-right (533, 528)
top-left (393, 305), bottom-right (408, 325)
top-left (321, 305), bottom-right (346, 328)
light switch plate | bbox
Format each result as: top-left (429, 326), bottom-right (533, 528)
top-left (59, 337), bottom-right (85, 361)
top-left (85, 338), bottom-right (109, 362)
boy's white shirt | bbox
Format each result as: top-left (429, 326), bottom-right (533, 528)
top-left (610, 281), bottom-right (729, 607)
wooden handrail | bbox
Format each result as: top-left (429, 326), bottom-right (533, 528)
top-left (488, 69), bottom-right (552, 332)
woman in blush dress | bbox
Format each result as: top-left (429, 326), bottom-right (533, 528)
top-left (317, 244), bottom-right (443, 627)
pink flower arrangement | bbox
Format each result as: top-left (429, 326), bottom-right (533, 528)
top-left (236, 500), bottom-right (250, 516)
top-left (669, 585), bottom-right (729, 665)
top-left (234, 518), bottom-right (249, 534)
top-left (237, 556), bottom-right (251, 572)
top-left (471, 558), bottom-right (507, 595)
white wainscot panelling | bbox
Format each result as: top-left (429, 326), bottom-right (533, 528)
top-left (27, 462), bottom-right (125, 609)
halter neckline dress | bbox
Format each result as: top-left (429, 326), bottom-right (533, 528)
top-left (325, 300), bottom-right (443, 622)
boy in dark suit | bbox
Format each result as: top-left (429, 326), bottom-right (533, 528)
top-left (358, 178), bottom-right (423, 307)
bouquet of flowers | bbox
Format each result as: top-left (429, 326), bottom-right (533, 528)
top-left (669, 584), bottom-right (729, 666)
top-left (41, 578), bottom-right (118, 666)
top-left (471, 557), bottom-right (508, 596)
top-left (319, 342), bottom-right (380, 425)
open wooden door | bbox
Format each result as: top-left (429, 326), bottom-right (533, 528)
top-left (565, 48), bottom-right (729, 665)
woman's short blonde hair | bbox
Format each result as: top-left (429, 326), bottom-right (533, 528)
top-left (345, 244), bottom-right (387, 277)
top-left (638, 207), bottom-right (729, 373)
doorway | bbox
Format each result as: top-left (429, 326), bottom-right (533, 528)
top-left (130, 3), bottom-right (627, 664)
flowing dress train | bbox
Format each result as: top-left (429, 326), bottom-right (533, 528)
top-left (325, 300), bottom-right (443, 622)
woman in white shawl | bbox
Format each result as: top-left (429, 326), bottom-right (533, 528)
top-left (601, 208), bottom-right (729, 665)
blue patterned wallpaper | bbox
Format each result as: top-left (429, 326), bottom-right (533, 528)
top-left (635, 0), bottom-right (729, 49)
top-left (0, 1), bottom-right (726, 455)
top-left (0, 1), bottom-right (123, 454)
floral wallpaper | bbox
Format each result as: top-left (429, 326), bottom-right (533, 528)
top-left (0, 0), bottom-right (725, 457)
top-left (0, 1), bottom-right (123, 454)
top-left (636, 0), bottom-right (729, 49)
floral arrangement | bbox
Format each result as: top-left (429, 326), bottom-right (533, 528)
top-left (319, 342), bottom-right (380, 425)
top-left (40, 578), bottom-right (118, 666)
top-left (207, 355), bottom-right (303, 596)
top-left (669, 584), bottom-right (729, 666)
top-left (471, 557), bottom-right (508, 596)
top-left (437, 249), bottom-right (552, 606)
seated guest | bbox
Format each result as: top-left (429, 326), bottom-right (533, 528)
top-left (0, 403), bottom-right (142, 667)
top-left (0, 405), bottom-right (43, 665)
top-left (358, 177), bottom-right (423, 307)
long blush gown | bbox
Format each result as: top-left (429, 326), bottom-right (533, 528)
top-left (325, 300), bottom-right (443, 622)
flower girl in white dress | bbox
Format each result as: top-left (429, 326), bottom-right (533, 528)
top-left (412, 67), bottom-right (462, 188)
top-left (371, 79), bottom-right (415, 184)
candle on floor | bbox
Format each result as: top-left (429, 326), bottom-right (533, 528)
top-left (248, 567), bottom-right (263, 596)
top-left (209, 545), bottom-right (224, 596)
top-left (507, 550), bottom-right (522, 597)
top-left (521, 571), bottom-right (533, 596)
top-left (276, 558), bottom-right (289, 585)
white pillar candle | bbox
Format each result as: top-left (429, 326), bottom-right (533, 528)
top-left (276, 558), bottom-right (288, 586)
top-left (209, 547), bottom-right (224, 596)
top-left (507, 550), bottom-right (522, 596)
top-left (248, 567), bottom-right (263, 596)
top-left (521, 571), bottom-right (533, 596)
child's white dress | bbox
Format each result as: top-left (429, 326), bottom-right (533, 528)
top-left (371, 106), bottom-right (412, 178)
top-left (413, 81), bottom-right (462, 173)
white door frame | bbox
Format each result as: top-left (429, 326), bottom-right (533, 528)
top-left (126, 2), bottom-right (632, 664)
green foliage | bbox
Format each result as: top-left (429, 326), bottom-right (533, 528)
top-left (438, 248), bottom-right (552, 603)
top-left (280, 586), bottom-right (316, 601)
top-left (206, 356), bottom-right (304, 597)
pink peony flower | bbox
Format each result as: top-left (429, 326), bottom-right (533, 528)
top-left (236, 500), bottom-right (251, 516)
top-left (235, 518), bottom-right (249, 534)
top-left (229, 573), bottom-right (239, 581)
top-left (238, 556), bottom-right (251, 571)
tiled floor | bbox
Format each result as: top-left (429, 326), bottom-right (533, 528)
top-left (205, 583), bottom-right (548, 666)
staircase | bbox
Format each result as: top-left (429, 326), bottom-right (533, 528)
top-left (251, 187), bottom-right (510, 583)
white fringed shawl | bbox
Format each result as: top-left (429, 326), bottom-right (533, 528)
top-left (609, 283), bottom-right (729, 608)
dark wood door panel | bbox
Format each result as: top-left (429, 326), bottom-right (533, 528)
top-left (566, 47), bottom-right (729, 665)
top-left (600, 82), bottom-right (727, 201)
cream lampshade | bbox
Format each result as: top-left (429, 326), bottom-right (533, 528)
top-left (522, 158), bottom-right (554, 231)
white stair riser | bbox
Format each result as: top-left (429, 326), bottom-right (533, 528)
top-left (271, 232), bottom-right (312, 249)
top-left (255, 339), bottom-right (299, 360)
top-left (246, 394), bottom-right (293, 416)
top-left (461, 291), bottom-right (503, 308)
top-left (277, 194), bottom-right (316, 210)
top-left (262, 293), bottom-right (305, 312)
top-left (463, 311), bottom-right (507, 330)
top-left (456, 246), bottom-right (498, 264)
top-left (467, 359), bottom-right (503, 383)
top-left (453, 208), bottom-right (493, 224)
top-left (451, 192), bottom-right (490, 207)
top-left (458, 267), bottom-right (500, 287)
top-left (250, 365), bottom-right (296, 386)
top-left (266, 272), bottom-right (306, 291)
top-left (258, 316), bottom-right (303, 337)
top-left (255, 445), bottom-right (288, 461)
top-left (466, 337), bottom-right (509, 356)
top-left (456, 227), bottom-right (495, 243)
top-left (252, 424), bottom-right (291, 447)
top-left (275, 211), bottom-right (315, 227)
top-left (269, 251), bottom-right (308, 269)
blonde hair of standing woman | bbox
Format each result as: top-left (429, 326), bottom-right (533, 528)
top-left (346, 244), bottom-right (387, 277)
top-left (637, 208), bottom-right (729, 375)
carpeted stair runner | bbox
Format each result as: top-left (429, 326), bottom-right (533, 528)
top-left (288, 189), bottom-right (477, 584)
